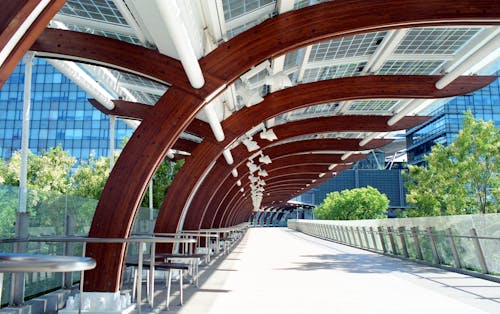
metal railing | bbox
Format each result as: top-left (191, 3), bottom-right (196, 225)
top-left (0, 222), bottom-right (249, 311)
top-left (288, 218), bottom-right (500, 282)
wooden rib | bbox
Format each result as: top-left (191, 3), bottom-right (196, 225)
top-left (84, 87), bottom-right (206, 291)
top-left (88, 99), bottom-right (152, 120)
top-left (83, 0), bottom-right (500, 291)
top-left (0, 0), bottom-right (66, 88)
top-left (31, 29), bottom-right (219, 96)
top-left (156, 75), bottom-right (491, 237)
top-left (201, 0), bottom-right (500, 82)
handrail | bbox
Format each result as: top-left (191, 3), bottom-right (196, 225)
top-left (288, 219), bottom-right (500, 283)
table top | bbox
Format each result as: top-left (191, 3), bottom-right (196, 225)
top-left (0, 253), bottom-right (96, 273)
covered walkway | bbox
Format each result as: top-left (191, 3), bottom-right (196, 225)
top-left (173, 228), bottom-right (500, 314)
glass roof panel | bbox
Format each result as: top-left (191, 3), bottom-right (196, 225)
top-left (309, 32), bottom-right (387, 62)
top-left (347, 100), bottom-right (399, 113)
top-left (63, 24), bottom-right (141, 45)
top-left (395, 27), bottom-right (482, 55)
top-left (223, 0), bottom-right (276, 21)
top-left (294, 0), bottom-right (329, 10)
top-left (60, 0), bottom-right (127, 26)
top-left (377, 60), bottom-right (444, 75)
top-left (302, 62), bottom-right (366, 82)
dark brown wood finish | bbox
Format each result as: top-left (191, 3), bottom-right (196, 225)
top-left (0, 0), bottom-right (66, 88)
top-left (42, 0), bottom-right (499, 291)
top-left (155, 75), bottom-right (492, 239)
top-left (88, 99), bottom-right (152, 121)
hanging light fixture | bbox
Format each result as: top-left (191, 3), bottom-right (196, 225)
top-left (242, 137), bottom-right (260, 152)
top-left (246, 161), bottom-right (259, 173)
top-left (259, 128), bottom-right (278, 141)
top-left (259, 154), bottom-right (272, 165)
top-left (258, 169), bottom-right (269, 177)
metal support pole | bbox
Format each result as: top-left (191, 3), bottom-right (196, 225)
top-left (377, 227), bottom-right (387, 253)
top-left (63, 214), bottom-right (75, 289)
top-left (447, 228), bottom-right (461, 269)
top-left (362, 227), bottom-right (370, 250)
top-left (369, 227), bottom-right (377, 251)
top-left (356, 227), bottom-right (364, 248)
top-left (427, 227), bottom-right (441, 265)
top-left (11, 52), bottom-right (35, 306)
top-left (470, 228), bottom-right (489, 274)
top-left (398, 226), bottom-right (409, 258)
top-left (109, 115), bottom-right (116, 169)
top-left (411, 227), bottom-right (423, 260)
top-left (350, 227), bottom-right (357, 246)
top-left (387, 227), bottom-right (397, 254)
top-left (344, 226), bottom-right (352, 245)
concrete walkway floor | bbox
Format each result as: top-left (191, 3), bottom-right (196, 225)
top-left (166, 227), bottom-right (500, 314)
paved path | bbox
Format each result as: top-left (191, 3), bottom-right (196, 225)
top-left (169, 228), bottom-right (500, 314)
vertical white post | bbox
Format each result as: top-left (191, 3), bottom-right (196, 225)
top-left (149, 181), bottom-right (154, 221)
top-left (12, 52), bottom-right (35, 306)
top-left (109, 115), bottom-right (116, 169)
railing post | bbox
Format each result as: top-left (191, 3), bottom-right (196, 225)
top-left (362, 227), bottom-right (370, 250)
top-left (470, 228), bottom-right (489, 274)
top-left (369, 227), bottom-right (378, 251)
top-left (356, 227), bottom-right (364, 248)
top-left (377, 226), bottom-right (387, 253)
top-left (427, 227), bottom-right (441, 265)
top-left (350, 227), bottom-right (357, 246)
top-left (411, 227), bottom-right (423, 260)
top-left (339, 226), bottom-right (346, 243)
top-left (447, 228), bottom-right (461, 269)
top-left (398, 226), bottom-right (409, 258)
top-left (387, 227), bottom-right (397, 254)
top-left (63, 214), bottom-right (75, 289)
top-left (345, 226), bottom-right (352, 245)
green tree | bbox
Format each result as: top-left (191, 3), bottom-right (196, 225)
top-left (141, 158), bottom-right (184, 209)
top-left (405, 112), bottom-right (499, 216)
top-left (314, 186), bottom-right (389, 220)
top-left (71, 153), bottom-right (111, 199)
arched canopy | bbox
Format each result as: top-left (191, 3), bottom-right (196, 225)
top-left (1, 0), bottom-right (499, 292)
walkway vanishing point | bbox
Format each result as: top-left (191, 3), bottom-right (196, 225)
top-left (163, 228), bottom-right (500, 314)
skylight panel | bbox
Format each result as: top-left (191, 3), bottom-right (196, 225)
top-left (395, 27), bottom-right (481, 55)
top-left (377, 60), bottom-right (444, 75)
top-left (302, 62), bottom-right (366, 82)
top-left (60, 0), bottom-right (127, 26)
top-left (223, 0), bottom-right (276, 21)
top-left (348, 100), bottom-right (399, 113)
top-left (309, 32), bottom-right (387, 62)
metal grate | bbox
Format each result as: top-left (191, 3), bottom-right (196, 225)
top-left (395, 27), bottom-right (481, 55)
top-left (60, 0), bottom-right (127, 25)
top-left (302, 63), bottom-right (366, 82)
top-left (223, 0), bottom-right (276, 21)
top-left (377, 60), bottom-right (444, 75)
top-left (308, 32), bottom-right (387, 62)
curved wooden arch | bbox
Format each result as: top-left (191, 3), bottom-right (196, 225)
top-left (178, 136), bottom-right (391, 232)
top-left (199, 152), bottom-right (366, 228)
top-left (0, 0), bottom-right (66, 88)
top-left (228, 163), bottom-right (354, 221)
top-left (53, 0), bottom-right (499, 291)
top-left (219, 165), bottom-right (353, 227)
top-left (155, 75), bottom-right (490, 238)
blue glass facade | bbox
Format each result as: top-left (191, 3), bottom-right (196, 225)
top-left (295, 169), bottom-right (406, 209)
top-left (406, 75), bottom-right (500, 165)
top-left (0, 58), bottom-right (133, 161)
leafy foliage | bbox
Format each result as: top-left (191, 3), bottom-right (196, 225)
top-left (405, 112), bottom-right (499, 216)
top-left (71, 153), bottom-right (111, 200)
top-left (314, 186), bottom-right (389, 220)
top-left (141, 159), bottom-right (184, 209)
